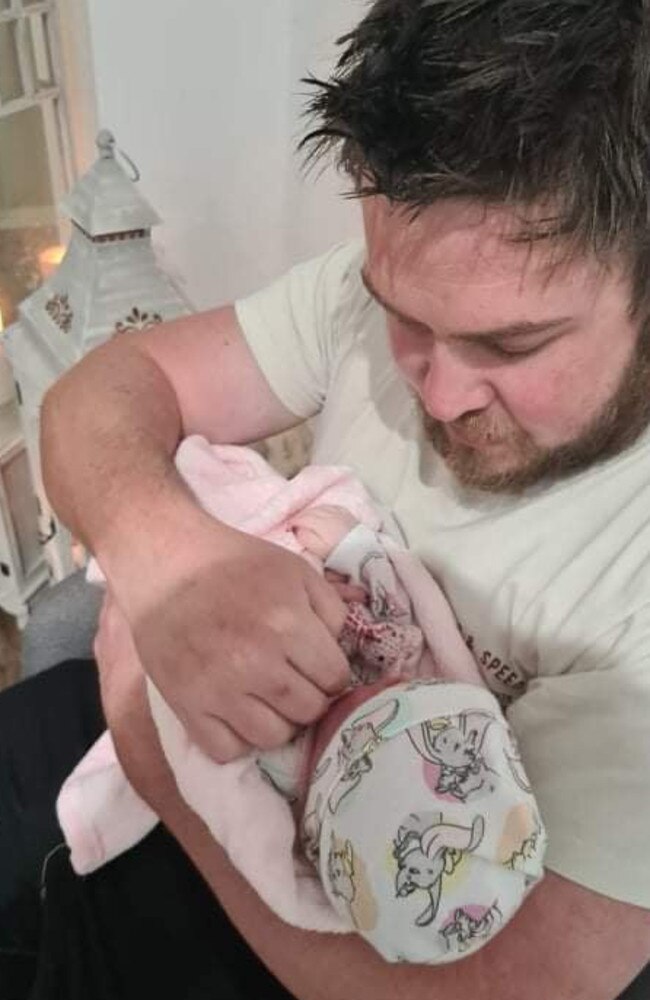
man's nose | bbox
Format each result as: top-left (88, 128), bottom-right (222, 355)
top-left (420, 344), bottom-right (495, 423)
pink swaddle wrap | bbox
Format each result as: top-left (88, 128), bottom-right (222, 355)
top-left (57, 436), bottom-right (484, 932)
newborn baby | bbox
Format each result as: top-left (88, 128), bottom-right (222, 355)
top-left (260, 503), bottom-right (546, 963)
top-left (58, 437), bottom-right (545, 965)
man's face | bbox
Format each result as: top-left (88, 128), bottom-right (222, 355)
top-left (362, 197), bottom-right (650, 493)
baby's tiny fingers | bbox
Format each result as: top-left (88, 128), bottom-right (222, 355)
top-left (329, 580), bottom-right (368, 604)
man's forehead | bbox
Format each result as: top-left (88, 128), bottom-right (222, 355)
top-left (362, 195), bottom-right (621, 307)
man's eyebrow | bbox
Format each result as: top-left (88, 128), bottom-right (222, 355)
top-left (360, 268), bottom-right (573, 341)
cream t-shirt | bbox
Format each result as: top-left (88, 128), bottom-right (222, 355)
top-left (235, 240), bottom-right (650, 908)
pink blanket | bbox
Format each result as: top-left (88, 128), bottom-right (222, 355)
top-left (57, 436), bottom-right (483, 932)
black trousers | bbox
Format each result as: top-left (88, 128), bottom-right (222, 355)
top-left (0, 660), bottom-right (648, 1000)
top-left (0, 660), bottom-right (295, 1000)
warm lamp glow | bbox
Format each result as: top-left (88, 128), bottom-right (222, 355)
top-left (38, 244), bottom-right (66, 280)
top-left (0, 306), bottom-right (4, 332)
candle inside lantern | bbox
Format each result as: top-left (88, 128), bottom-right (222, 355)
top-left (38, 244), bottom-right (66, 281)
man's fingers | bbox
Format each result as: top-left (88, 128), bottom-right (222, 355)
top-left (225, 695), bottom-right (298, 751)
top-left (285, 623), bottom-right (351, 696)
top-left (190, 713), bottom-right (252, 764)
top-left (257, 668), bottom-right (332, 726)
top-left (185, 694), bottom-right (301, 760)
top-left (293, 575), bottom-right (351, 694)
top-left (306, 572), bottom-right (348, 637)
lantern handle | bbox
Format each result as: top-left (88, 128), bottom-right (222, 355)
top-left (95, 130), bottom-right (141, 182)
top-left (117, 147), bottom-right (141, 183)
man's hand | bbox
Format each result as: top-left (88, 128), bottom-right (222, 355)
top-left (102, 514), bottom-right (351, 763)
top-left (42, 311), bottom-right (353, 766)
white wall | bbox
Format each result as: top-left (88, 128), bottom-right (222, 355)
top-left (85, 0), bottom-right (362, 310)
top-left (286, 0), bottom-right (365, 263)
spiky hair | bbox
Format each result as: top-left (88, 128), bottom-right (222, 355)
top-left (302, 0), bottom-right (650, 310)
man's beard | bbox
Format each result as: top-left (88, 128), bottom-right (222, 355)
top-left (419, 333), bottom-right (650, 495)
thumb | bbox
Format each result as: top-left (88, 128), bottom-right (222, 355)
top-left (305, 569), bottom-right (348, 639)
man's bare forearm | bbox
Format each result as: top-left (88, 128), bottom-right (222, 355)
top-left (41, 306), bottom-right (301, 584)
top-left (161, 784), bottom-right (640, 1000)
top-left (167, 803), bottom-right (650, 1000)
top-left (41, 333), bottom-right (199, 578)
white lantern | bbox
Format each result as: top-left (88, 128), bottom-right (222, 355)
top-left (4, 130), bottom-right (192, 582)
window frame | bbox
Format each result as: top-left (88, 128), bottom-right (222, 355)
top-left (0, 0), bottom-right (97, 224)
top-left (54, 0), bottom-right (97, 176)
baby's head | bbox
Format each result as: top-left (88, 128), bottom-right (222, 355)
top-left (301, 685), bottom-right (546, 965)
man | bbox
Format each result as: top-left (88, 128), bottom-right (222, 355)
top-left (1, 1), bottom-right (650, 997)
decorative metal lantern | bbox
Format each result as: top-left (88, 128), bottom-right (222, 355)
top-left (5, 130), bottom-right (192, 582)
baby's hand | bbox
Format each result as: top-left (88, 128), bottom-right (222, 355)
top-left (324, 569), bottom-right (368, 605)
top-left (290, 505), bottom-right (358, 560)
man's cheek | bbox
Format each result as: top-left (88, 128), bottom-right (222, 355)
top-left (388, 332), bottom-right (425, 386)
top-left (492, 391), bottom-right (551, 446)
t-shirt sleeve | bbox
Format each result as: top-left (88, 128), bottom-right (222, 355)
top-left (507, 607), bottom-right (650, 908)
top-left (234, 240), bottom-right (366, 420)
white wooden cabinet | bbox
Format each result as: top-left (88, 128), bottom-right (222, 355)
top-left (0, 399), bottom-right (49, 624)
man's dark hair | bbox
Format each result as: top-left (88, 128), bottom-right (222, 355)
top-left (302, 0), bottom-right (650, 312)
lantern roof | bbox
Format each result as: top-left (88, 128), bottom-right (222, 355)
top-left (60, 130), bottom-right (161, 237)
top-left (4, 127), bottom-right (190, 373)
